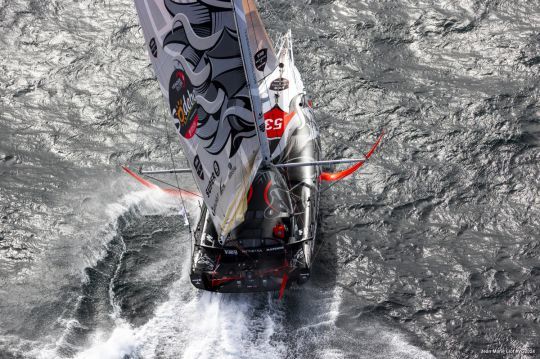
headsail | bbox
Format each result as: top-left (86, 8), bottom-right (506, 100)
top-left (232, 0), bottom-right (272, 162)
top-left (133, 0), bottom-right (269, 238)
top-left (237, 0), bottom-right (279, 82)
top-left (233, 1), bottom-right (309, 161)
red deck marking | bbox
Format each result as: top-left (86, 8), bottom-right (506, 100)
top-left (319, 131), bottom-right (384, 182)
top-left (257, 264), bottom-right (288, 277)
top-left (278, 272), bottom-right (288, 300)
top-left (211, 276), bottom-right (242, 288)
top-left (247, 185), bottom-right (253, 204)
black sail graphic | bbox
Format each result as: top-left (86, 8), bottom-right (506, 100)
top-left (134, 0), bottom-right (269, 237)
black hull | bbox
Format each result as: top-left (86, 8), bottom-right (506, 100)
top-left (189, 207), bottom-right (312, 293)
top-left (190, 104), bottom-right (320, 294)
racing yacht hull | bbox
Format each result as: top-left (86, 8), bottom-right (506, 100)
top-left (190, 100), bottom-right (321, 293)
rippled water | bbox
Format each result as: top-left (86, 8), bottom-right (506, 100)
top-left (1, 0), bottom-right (539, 358)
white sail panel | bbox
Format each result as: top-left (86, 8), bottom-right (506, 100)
top-left (134, 0), bottom-right (263, 238)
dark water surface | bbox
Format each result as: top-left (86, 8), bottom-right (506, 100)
top-left (1, 0), bottom-right (539, 358)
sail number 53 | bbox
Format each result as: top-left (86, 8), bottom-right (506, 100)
top-left (265, 117), bottom-right (283, 131)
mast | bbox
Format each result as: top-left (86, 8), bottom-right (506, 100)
top-left (232, 0), bottom-right (271, 164)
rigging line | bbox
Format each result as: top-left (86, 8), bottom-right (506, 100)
top-left (312, 231), bottom-right (326, 263)
top-left (142, 174), bottom-right (202, 198)
top-left (148, 13), bottom-right (199, 254)
top-left (161, 103), bottom-right (195, 250)
top-left (135, 45), bottom-right (196, 246)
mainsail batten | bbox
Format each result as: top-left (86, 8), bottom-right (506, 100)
top-left (134, 0), bottom-right (269, 238)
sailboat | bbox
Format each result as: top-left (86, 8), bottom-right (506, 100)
top-left (125, 0), bottom-right (383, 297)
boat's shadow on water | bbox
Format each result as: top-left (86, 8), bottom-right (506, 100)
top-left (59, 199), bottom-right (433, 359)
top-left (56, 208), bottom-right (186, 357)
top-left (92, 208), bottom-right (340, 358)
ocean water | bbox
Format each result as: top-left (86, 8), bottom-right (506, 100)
top-left (0, 0), bottom-right (539, 358)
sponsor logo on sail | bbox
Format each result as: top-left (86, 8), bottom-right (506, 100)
top-left (206, 159), bottom-right (221, 198)
top-left (168, 69), bottom-right (199, 139)
top-left (254, 48), bottom-right (268, 72)
top-left (193, 155), bottom-right (204, 180)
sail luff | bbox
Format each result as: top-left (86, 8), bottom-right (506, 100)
top-left (232, 0), bottom-right (271, 163)
top-left (241, 0), bottom-right (278, 81)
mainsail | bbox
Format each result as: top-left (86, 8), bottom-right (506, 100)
top-left (133, 0), bottom-right (275, 237)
